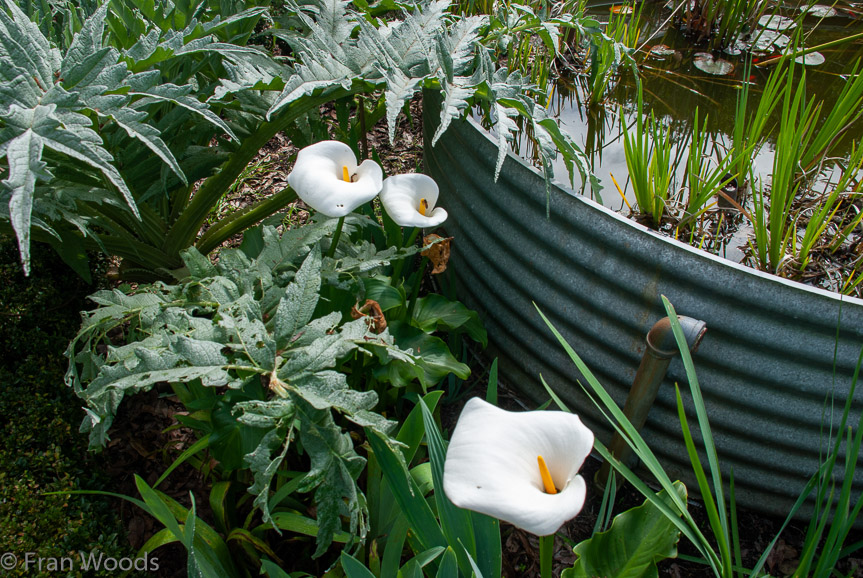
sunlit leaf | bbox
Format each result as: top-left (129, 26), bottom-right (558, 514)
top-left (692, 53), bottom-right (734, 76)
top-left (648, 44), bottom-right (679, 59)
top-left (758, 14), bottom-right (796, 31)
top-left (795, 51), bottom-right (825, 66)
top-left (800, 4), bottom-right (838, 18)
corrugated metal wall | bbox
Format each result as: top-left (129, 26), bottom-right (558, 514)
top-left (424, 100), bottom-right (863, 517)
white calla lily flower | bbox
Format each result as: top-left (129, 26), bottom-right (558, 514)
top-left (287, 140), bottom-right (383, 217)
top-left (379, 173), bottom-right (448, 227)
top-left (443, 397), bottom-right (594, 536)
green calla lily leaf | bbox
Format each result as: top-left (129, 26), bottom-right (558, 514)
top-left (374, 320), bottom-right (470, 389)
top-left (411, 294), bottom-right (487, 347)
top-left (363, 276), bottom-right (407, 311)
top-left (564, 481), bottom-right (687, 578)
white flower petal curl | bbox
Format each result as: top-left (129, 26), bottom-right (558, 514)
top-left (379, 173), bottom-right (448, 227)
top-left (287, 140), bottom-right (383, 217)
top-left (443, 397), bottom-right (594, 536)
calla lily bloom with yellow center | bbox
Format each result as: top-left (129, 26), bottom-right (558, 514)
top-left (287, 140), bottom-right (383, 217)
top-left (379, 173), bottom-right (448, 227)
top-left (442, 397), bottom-right (594, 537)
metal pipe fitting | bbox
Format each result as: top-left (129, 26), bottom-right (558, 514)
top-left (596, 315), bottom-right (707, 490)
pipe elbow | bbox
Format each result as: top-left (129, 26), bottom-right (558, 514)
top-left (646, 316), bottom-right (707, 359)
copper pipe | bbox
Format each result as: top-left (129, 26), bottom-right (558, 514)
top-left (596, 315), bottom-right (707, 489)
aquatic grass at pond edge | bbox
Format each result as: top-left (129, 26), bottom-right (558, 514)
top-left (584, 0), bottom-right (641, 107)
top-left (748, 52), bottom-right (863, 278)
top-left (621, 84), bottom-right (676, 228)
top-left (675, 0), bottom-right (770, 50)
top-left (750, 58), bottom-right (815, 274)
top-left (795, 143), bottom-right (863, 274)
top-left (681, 107), bottom-right (734, 225)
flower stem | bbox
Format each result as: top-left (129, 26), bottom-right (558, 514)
top-left (392, 227), bottom-right (421, 282)
top-left (540, 534), bottom-right (554, 578)
top-left (406, 257), bottom-right (428, 320)
top-left (405, 227), bottom-right (421, 249)
top-left (328, 216), bottom-right (346, 259)
top-left (358, 95), bottom-right (369, 160)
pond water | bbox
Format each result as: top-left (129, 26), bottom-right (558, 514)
top-left (516, 0), bottom-right (863, 264)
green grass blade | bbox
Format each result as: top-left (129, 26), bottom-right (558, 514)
top-left (208, 481), bottom-right (232, 535)
top-left (270, 512), bottom-right (352, 543)
top-left (674, 385), bottom-right (731, 574)
top-left (408, 546), bottom-right (446, 569)
top-left (460, 541), bottom-right (486, 578)
top-left (730, 470), bottom-right (742, 578)
top-left (268, 473), bottom-right (307, 514)
top-left (748, 461), bottom-right (826, 577)
top-left (341, 552), bottom-right (377, 578)
top-left (436, 547), bottom-right (459, 578)
top-left (136, 528), bottom-right (180, 558)
top-left (420, 399), bottom-right (477, 577)
top-left (662, 296), bottom-right (732, 575)
top-left (154, 434), bottom-right (211, 489)
top-left (366, 429), bottom-right (447, 555)
top-left (135, 475), bottom-right (185, 541)
top-left (486, 358), bottom-right (499, 405)
top-left (398, 391), bottom-right (445, 464)
top-left (382, 515), bottom-right (410, 577)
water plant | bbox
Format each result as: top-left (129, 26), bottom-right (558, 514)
top-left (798, 59), bottom-right (863, 173)
top-left (676, 0), bottom-right (770, 50)
top-left (794, 142), bottom-right (863, 274)
top-left (747, 50), bottom-right (863, 277)
top-left (583, 1), bottom-right (640, 108)
top-left (621, 86), bottom-right (676, 228)
top-left (749, 67), bottom-right (813, 273)
top-left (680, 108), bottom-right (734, 224)
top-left (728, 56), bottom-right (786, 192)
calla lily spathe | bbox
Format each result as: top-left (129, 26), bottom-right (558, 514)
top-left (379, 173), bottom-right (448, 227)
top-left (287, 140), bottom-right (383, 217)
top-left (443, 397), bottom-right (594, 536)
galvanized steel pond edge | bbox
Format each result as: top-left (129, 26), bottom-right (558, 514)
top-left (422, 90), bottom-right (863, 519)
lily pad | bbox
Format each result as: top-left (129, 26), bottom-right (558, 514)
top-left (750, 29), bottom-right (785, 52)
top-left (693, 52), bottom-right (734, 76)
top-left (801, 4), bottom-right (838, 17)
top-left (773, 33), bottom-right (791, 49)
top-left (795, 50), bottom-right (826, 65)
top-left (758, 14), bottom-right (796, 31)
top-left (649, 44), bottom-right (679, 59)
top-left (723, 40), bottom-right (747, 56)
